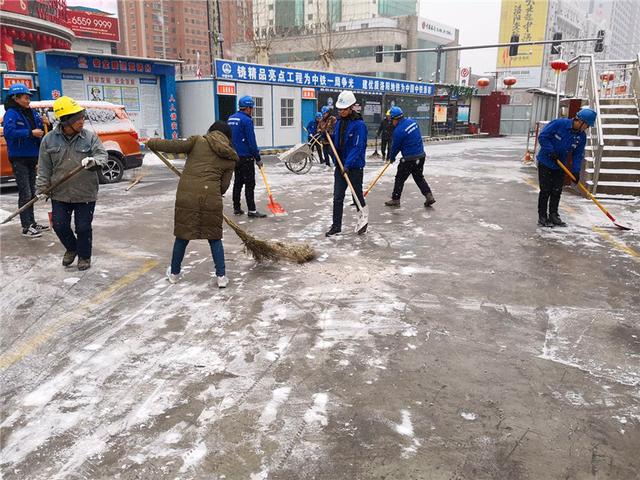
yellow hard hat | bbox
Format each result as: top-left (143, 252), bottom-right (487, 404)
top-left (53, 96), bottom-right (85, 120)
top-left (386, 109), bottom-right (391, 116)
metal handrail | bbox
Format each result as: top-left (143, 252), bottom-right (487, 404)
top-left (631, 53), bottom-right (640, 136)
top-left (586, 55), bottom-right (605, 195)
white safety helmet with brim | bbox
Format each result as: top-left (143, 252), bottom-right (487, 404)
top-left (335, 90), bottom-right (357, 109)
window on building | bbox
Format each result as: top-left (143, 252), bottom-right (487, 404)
top-left (254, 97), bottom-right (264, 127)
top-left (280, 98), bottom-right (294, 127)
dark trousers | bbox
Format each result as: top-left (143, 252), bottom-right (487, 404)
top-left (380, 137), bottom-right (389, 159)
top-left (392, 157), bottom-right (432, 200)
top-left (10, 157), bottom-right (38, 229)
top-left (311, 142), bottom-right (322, 162)
top-left (171, 237), bottom-right (225, 277)
top-left (538, 164), bottom-right (565, 217)
top-left (321, 144), bottom-right (333, 166)
top-left (233, 157), bottom-right (256, 211)
top-left (51, 200), bottom-right (96, 259)
top-left (332, 167), bottom-right (365, 230)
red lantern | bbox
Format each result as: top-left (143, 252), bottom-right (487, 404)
top-left (9, 29), bottom-right (16, 37)
top-left (550, 59), bottom-right (569, 73)
top-left (600, 71), bottom-right (614, 82)
top-left (503, 76), bottom-right (517, 88)
top-left (19, 30), bottom-right (26, 40)
top-left (27, 32), bottom-right (34, 41)
top-left (476, 77), bottom-right (490, 88)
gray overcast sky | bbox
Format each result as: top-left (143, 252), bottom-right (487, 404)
top-left (420, 0), bottom-right (502, 75)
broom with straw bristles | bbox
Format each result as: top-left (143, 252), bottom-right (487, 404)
top-left (150, 148), bottom-right (316, 263)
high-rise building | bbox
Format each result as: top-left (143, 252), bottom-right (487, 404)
top-left (584, 0), bottom-right (640, 60)
top-left (117, 0), bottom-right (217, 77)
top-left (215, 0), bottom-right (254, 59)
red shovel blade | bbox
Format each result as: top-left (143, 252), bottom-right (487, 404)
top-left (267, 195), bottom-right (286, 215)
top-left (614, 221), bottom-right (632, 231)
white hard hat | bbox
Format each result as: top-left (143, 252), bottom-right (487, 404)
top-left (335, 90), bottom-right (357, 109)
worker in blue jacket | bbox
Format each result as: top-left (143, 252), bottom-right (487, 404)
top-left (536, 108), bottom-right (596, 227)
top-left (227, 95), bottom-right (266, 218)
top-left (325, 90), bottom-right (367, 237)
top-left (307, 112), bottom-right (323, 162)
top-left (2, 83), bottom-right (49, 237)
top-left (384, 106), bottom-right (435, 208)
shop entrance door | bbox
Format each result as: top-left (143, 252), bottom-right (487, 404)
top-left (301, 99), bottom-right (316, 142)
top-left (218, 95), bottom-right (236, 122)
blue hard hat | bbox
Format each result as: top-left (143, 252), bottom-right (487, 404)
top-left (8, 83), bottom-right (32, 96)
top-left (576, 107), bottom-right (597, 127)
top-left (321, 106), bottom-right (331, 114)
top-left (315, 112), bottom-right (322, 119)
top-left (238, 95), bottom-right (255, 108)
top-left (389, 106), bottom-right (403, 119)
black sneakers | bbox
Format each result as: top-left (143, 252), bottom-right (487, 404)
top-left (248, 211), bottom-right (267, 218)
top-left (424, 192), bottom-right (436, 207)
top-left (22, 225), bottom-right (42, 238)
top-left (385, 199), bottom-right (401, 207)
top-left (233, 208), bottom-right (244, 215)
top-left (325, 226), bottom-right (341, 237)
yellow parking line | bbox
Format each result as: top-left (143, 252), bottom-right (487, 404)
top-left (593, 227), bottom-right (639, 260)
top-left (0, 259), bottom-right (158, 370)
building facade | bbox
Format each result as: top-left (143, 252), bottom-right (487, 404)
top-left (0, 0), bottom-right (74, 72)
top-left (233, 14), bottom-right (459, 84)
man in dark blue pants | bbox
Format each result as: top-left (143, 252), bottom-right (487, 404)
top-left (536, 108), bottom-right (596, 227)
top-left (36, 96), bottom-right (107, 271)
top-left (384, 106), bottom-right (435, 208)
top-left (325, 91), bottom-right (367, 237)
top-left (227, 95), bottom-right (267, 218)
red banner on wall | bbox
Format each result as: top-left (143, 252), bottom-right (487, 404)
top-left (67, 10), bottom-right (119, 42)
top-left (1, 0), bottom-right (30, 15)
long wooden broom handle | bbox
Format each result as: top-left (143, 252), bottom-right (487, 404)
top-left (1, 164), bottom-right (84, 225)
top-left (365, 161), bottom-right (391, 197)
top-left (258, 165), bottom-right (273, 198)
top-left (555, 160), bottom-right (617, 221)
top-left (326, 134), bottom-right (365, 211)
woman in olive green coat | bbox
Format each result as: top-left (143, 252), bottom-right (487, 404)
top-left (146, 122), bottom-right (238, 288)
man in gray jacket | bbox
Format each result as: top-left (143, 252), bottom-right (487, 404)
top-left (37, 96), bottom-right (107, 271)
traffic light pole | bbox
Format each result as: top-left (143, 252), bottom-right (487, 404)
top-left (378, 37), bottom-right (600, 83)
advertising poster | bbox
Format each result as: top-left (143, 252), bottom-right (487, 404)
top-left (434, 105), bottom-right (448, 123)
top-left (457, 106), bottom-right (470, 123)
top-left (496, 0), bottom-right (549, 69)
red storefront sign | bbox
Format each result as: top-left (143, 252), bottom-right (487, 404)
top-left (1, 0), bottom-right (29, 15)
top-left (68, 10), bottom-right (120, 42)
top-left (217, 82), bottom-right (235, 95)
top-left (3, 75), bottom-right (34, 90)
top-left (302, 88), bottom-right (316, 99)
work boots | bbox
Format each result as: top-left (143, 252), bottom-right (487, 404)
top-left (549, 213), bottom-right (567, 227)
top-left (385, 198), bottom-right (401, 207)
top-left (62, 250), bottom-right (77, 266)
top-left (78, 257), bottom-right (91, 271)
top-left (325, 226), bottom-right (341, 237)
top-left (424, 192), bottom-right (436, 207)
top-left (248, 211), bottom-right (267, 218)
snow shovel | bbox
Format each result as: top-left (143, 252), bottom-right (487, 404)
top-left (364, 161), bottom-right (391, 197)
top-left (556, 160), bottom-right (632, 231)
top-left (326, 134), bottom-right (368, 234)
top-left (369, 136), bottom-right (381, 159)
top-left (258, 165), bottom-right (286, 215)
top-left (1, 164), bottom-right (84, 225)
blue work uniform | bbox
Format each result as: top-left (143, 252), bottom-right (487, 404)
top-left (388, 118), bottom-right (433, 201)
top-left (227, 110), bottom-right (260, 212)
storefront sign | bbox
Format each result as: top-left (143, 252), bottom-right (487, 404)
top-left (76, 56), bottom-right (153, 74)
top-left (418, 18), bottom-right (456, 42)
top-left (1, 0), bottom-right (29, 15)
top-left (216, 81), bottom-right (235, 95)
top-left (68, 10), bottom-right (120, 42)
top-left (3, 74), bottom-right (34, 90)
top-left (216, 60), bottom-right (434, 97)
top-left (302, 87), bottom-right (316, 99)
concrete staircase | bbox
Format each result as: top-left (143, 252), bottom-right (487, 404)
top-left (585, 97), bottom-right (640, 197)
